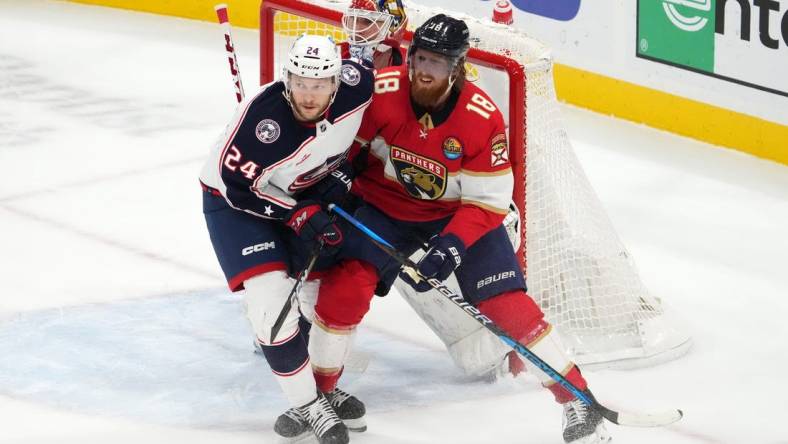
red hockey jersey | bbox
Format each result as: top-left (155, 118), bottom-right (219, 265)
top-left (352, 65), bottom-right (513, 247)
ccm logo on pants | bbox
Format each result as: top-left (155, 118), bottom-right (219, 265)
top-left (242, 242), bottom-right (276, 256)
top-left (477, 271), bottom-right (515, 289)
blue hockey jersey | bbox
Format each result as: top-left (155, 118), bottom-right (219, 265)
top-left (199, 59), bottom-right (373, 220)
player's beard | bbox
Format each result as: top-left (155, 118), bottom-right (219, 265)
top-left (410, 73), bottom-right (451, 111)
top-left (294, 103), bottom-right (325, 122)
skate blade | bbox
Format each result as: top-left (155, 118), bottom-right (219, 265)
top-left (276, 431), bottom-right (315, 444)
top-left (343, 417), bottom-right (367, 432)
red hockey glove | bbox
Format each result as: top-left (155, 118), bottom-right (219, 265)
top-left (400, 233), bottom-right (467, 292)
top-left (285, 201), bottom-right (343, 255)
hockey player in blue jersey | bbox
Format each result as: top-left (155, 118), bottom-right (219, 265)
top-left (199, 34), bottom-right (373, 444)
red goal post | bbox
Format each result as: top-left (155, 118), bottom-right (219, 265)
top-left (260, 0), bottom-right (528, 268)
top-left (258, 0), bottom-right (692, 370)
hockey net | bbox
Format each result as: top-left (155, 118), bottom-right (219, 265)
top-left (259, 0), bottom-right (691, 369)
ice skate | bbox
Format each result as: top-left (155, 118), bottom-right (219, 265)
top-left (279, 393), bottom-right (347, 444)
top-left (324, 387), bottom-right (367, 432)
top-left (274, 407), bottom-right (311, 443)
top-left (562, 390), bottom-right (612, 444)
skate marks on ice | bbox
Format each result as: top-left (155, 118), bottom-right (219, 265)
top-left (0, 53), bottom-right (202, 139)
top-left (0, 289), bottom-right (527, 431)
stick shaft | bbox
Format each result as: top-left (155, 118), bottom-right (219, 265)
top-left (215, 4), bottom-right (245, 103)
top-left (328, 204), bottom-right (683, 427)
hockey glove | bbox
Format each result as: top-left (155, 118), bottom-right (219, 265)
top-left (301, 162), bottom-right (354, 206)
top-left (400, 233), bottom-right (466, 292)
top-left (285, 200), bottom-right (343, 255)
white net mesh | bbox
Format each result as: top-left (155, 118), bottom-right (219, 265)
top-left (261, 0), bottom-right (691, 368)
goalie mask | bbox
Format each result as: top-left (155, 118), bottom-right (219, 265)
top-left (342, 0), bottom-right (408, 47)
top-left (283, 34), bottom-right (342, 121)
top-left (342, 0), bottom-right (395, 46)
top-left (378, 0), bottom-right (408, 42)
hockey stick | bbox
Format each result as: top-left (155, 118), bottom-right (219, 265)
top-left (268, 241), bottom-right (323, 344)
top-left (214, 4), bottom-right (245, 103)
top-left (328, 203), bottom-right (683, 428)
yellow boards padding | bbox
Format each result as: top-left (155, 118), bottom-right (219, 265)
top-left (554, 64), bottom-right (788, 166)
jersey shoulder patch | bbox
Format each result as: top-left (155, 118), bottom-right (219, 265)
top-left (340, 63), bottom-right (362, 86)
top-left (331, 60), bottom-right (374, 120)
top-left (232, 83), bottom-right (307, 169)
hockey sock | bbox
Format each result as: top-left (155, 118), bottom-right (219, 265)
top-left (308, 259), bottom-right (377, 392)
top-left (506, 350), bottom-right (526, 377)
top-left (477, 290), bottom-right (587, 403)
top-left (298, 314), bottom-right (312, 343)
top-left (259, 331), bottom-right (317, 407)
top-left (314, 259), bottom-right (378, 327)
top-left (309, 314), bottom-right (354, 393)
top-left (244, 272), bottom-right (318, 407)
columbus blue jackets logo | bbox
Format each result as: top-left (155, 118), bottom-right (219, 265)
top-left (442, 137), bottom-right (463, 160)
top-left (255, 119), bottom-right (280, 143)
top-left (288, 152), bottom-right (348, 192)
top-left (340, 64), bottom-right (361, 86)
top-left (390, 146), bottom-right (447, 200)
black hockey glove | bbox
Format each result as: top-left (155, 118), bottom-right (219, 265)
top-left (285, 200), bottom-right (343, 255)
top-left (302, 162), bottom-right (354, 206)
top-left (400, 233), bottom-right (467, 293)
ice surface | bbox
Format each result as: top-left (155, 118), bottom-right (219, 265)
top-left (1, 1), bottom-right (787, 443)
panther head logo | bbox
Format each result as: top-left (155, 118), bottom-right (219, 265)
top-left (400, 167), bottom-right (442, 199)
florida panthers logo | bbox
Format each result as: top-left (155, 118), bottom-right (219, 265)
top-left (255, 119), bottom-right (280, 143)
top-left (390, 146), bottom-right (447, 200)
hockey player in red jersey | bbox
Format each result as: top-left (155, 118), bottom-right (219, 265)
top-left (340, 0), bottom-right (408, 69)
top-left (199, 34), bottom-right (374, 444)
top-left (308, 15), bottom-right (612, 444)
top-left (343, 0), bottom-right (531, 383)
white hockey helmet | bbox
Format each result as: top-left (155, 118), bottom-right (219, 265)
top-left (342, 0), bottom-right (395, 46)
top-left (283, 33), bottom-right (341, 81)
top-left (283, 34), bottom-right (342, 118)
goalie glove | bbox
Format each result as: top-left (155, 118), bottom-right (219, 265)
top-left (285, 201), bottom-right (343, 255)
top-left (400, 233), bottom-right (466, 292)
